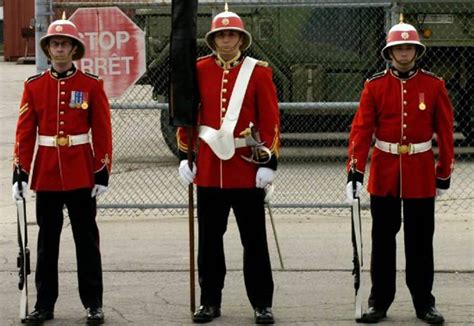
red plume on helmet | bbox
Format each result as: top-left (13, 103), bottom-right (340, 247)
top-left (381, 20), bottom-right (426, 61)
top-left (205, 4), bottom-right (252, 51)
top-left (40, 15), bottom-right (86, 61)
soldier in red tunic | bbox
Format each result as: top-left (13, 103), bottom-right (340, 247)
top-left (345, 20), bottom-right (454, 324)
top-left (12, 17), bottom-right (112, 324)
top-left (177, 5), bottom-right (280, 324)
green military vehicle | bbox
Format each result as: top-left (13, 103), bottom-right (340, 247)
top-left (136, 0), bottom-right (473, 155)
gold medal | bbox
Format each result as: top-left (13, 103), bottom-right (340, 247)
top-left (81, 102), bottom-right (89, 110)
top-left (419, 102), bottom-right (426, 111)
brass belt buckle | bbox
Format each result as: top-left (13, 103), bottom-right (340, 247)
top-left (54, 135), bottom-right (70, 147)
top-left (398, 144), bottom-right (411, 154)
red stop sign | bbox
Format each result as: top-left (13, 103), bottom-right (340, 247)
top-left (70, 7), bottom-right (146, 98)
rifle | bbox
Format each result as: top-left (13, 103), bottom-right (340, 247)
top-left (16, 164), bottom-right (30, 322)
top-left (350, 145), bottom-right (363, 321)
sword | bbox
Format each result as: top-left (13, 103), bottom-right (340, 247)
top-left (16, 164), bottom-right (30, 322)
top-left (264, 184), bottom-right (284, 270)
top-left (350, 143), bottom-right (363, 321)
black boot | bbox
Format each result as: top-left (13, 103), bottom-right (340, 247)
top-left (86, 307), bottom-right (105, 325)
top-left (359, 307), bottom-right (387, 323)
top-left (254, 307), bottom-right (275, 324)
top-left (416, 306), bottom-right (444, 324)
top-left (24, 308), bottom-right (54, 324)
top-left (192, 305), bottom-right (221, 323)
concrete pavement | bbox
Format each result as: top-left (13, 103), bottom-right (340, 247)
top-left (0, 59), bottom-right (473, 325)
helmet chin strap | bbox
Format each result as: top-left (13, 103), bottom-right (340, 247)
top-left (48, 47), bottom-right (76, 64)
top-left (390, 48), bottom-right (417, 70)
top-left (215, 34), bottom-right (242, 54)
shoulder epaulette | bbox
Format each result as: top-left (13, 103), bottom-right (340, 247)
top-left (256, 60), bottom-right (269, 67)
top-left (197, 54), bottom-right (212, 61)
top-left (84, 71), bottom-right (101, 80)
top-left (420, 69), bottom-right (443, 80)
top-left (366, 70), bottom-right (388, 82)
top-left (25, 72), bottom-right (44, 83)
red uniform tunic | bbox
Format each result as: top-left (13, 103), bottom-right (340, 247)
top-left (14, 68), bottom-right (112, 191)
top-left (347, 69), bottom-right (454, 198)
top-left (178, 55), bottom-right (280, 188)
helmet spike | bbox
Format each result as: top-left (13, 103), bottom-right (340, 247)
top-left (399, 13), bottom-right (404, 23)
top-left (224, 2), bottom-right (229, 12)
top-left (62, 11), bottom-right (67, 20)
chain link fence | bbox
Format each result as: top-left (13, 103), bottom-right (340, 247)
top-left (53, 0), bottom-right (474, 216)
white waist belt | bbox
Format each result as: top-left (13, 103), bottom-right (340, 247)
top-left (38, 134), bottom-right (90, 147)
top-left (375, 139), bottom-right (432, 155)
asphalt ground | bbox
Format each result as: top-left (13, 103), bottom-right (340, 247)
top-left (0, 59), bottom-right (473, 325)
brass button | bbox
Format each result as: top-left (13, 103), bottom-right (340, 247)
top-left (224, 70), bottom-right (229, 74)
top-left (60, 111), bottom-right (64, 115)
top-left (222, 89), bottom-right (227, 93)
top-left (61, 101), bottom-right (65, 105)
top-left (60, 81), bottom-right (65, 85)
top-left (60, 121), bottom-right (65, 125)
top-left (403, 124), bottom-right (407, 128)
top-left (403, 90), bottom-right (407, 94)
top-left (403, 101), bottom-right (407, 105)
top-left (223, 79), bottom-right (228, 83)
top-left (404, 112), bottom-right (407, 116)
top-left (403, 136), bottom-right (407, 140)
top-left (60, 91), bottom-right (65, 95)
top-left (222, 98), bottom-right (227, 103)
top-left (59, 130), bottom-right (64, 135)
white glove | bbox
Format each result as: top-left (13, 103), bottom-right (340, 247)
top-left (179, 160), bottom-right (197, 185)
top-left (12, 182), bottom-right (28, 201)
top-left (345, 181), bottom-right (363, 203)
top-left (91, 184), bottom-right (108, 198)
top-left (436, 188), bottom-right (447, 198)
top-left (264, 184), bottom-right (274, 203)
top-left (256, 167), bottom-right (275, 188)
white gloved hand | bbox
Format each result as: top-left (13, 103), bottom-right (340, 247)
top-left (91, 184), bottom-right (108, 198)
top-left (345, 181), bottom-right (363, 203)
top-left (12, 182), bottom-right (28, 201)
top-left (256, 167), bottom-right (275, 188)
top-left (436, 188), bottom-right (447, 198)
top-left (179, 160), bottom-right (197, 185)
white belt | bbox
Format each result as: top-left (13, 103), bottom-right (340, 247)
top-left (375, 139), bottom-right (432, 155)
top-left (38, 134), bottom-right (90, 147)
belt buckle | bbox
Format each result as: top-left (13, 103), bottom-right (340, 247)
top-left (398, 144), bottom-right (411, 154)
top-left (54, 135), bottom-right (70, 147)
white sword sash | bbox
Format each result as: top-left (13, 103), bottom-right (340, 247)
top-left (199, 57), bottom-right (258, 160)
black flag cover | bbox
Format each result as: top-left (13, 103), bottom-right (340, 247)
top-left (169, 0), bottom-right (199, 127)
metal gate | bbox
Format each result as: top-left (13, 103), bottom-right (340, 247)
top-left (52, 0), bottom-right (474, 216)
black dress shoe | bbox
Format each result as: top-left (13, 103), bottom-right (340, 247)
top-left (24, 308), bottom-right (54, 324)
top-left (360, 307), bottom-right (387, 323)
top-left (86, 307), bottom-right (105, 325)
top-left (254, 307), bottom-right (275, 324)
top-left (417, 306), bottom-right (445, 324)
top-left (192, 305), bottom-right (221, 323)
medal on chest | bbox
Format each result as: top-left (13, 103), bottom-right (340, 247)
top-left (69, 91), bottom-right (89, 110)
top-left (418, 93), bottom-right (426, 111)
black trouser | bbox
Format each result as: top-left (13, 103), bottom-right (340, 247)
top-left (34, 189), bottom-right (103, 311)
top-left (196, 187), bottom-right (274, 309)
top-left (368, 195), bottom-right (436, 313)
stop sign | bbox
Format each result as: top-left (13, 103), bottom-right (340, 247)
top-left (70, 7), bottom-right (146, 98)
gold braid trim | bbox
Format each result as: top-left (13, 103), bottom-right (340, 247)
top-left (177, 129), bottom-right (189, 153)
top-left (19, 103), bottom-right (29, 116)
top-left (268, 125), bottom-right (281, 158)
